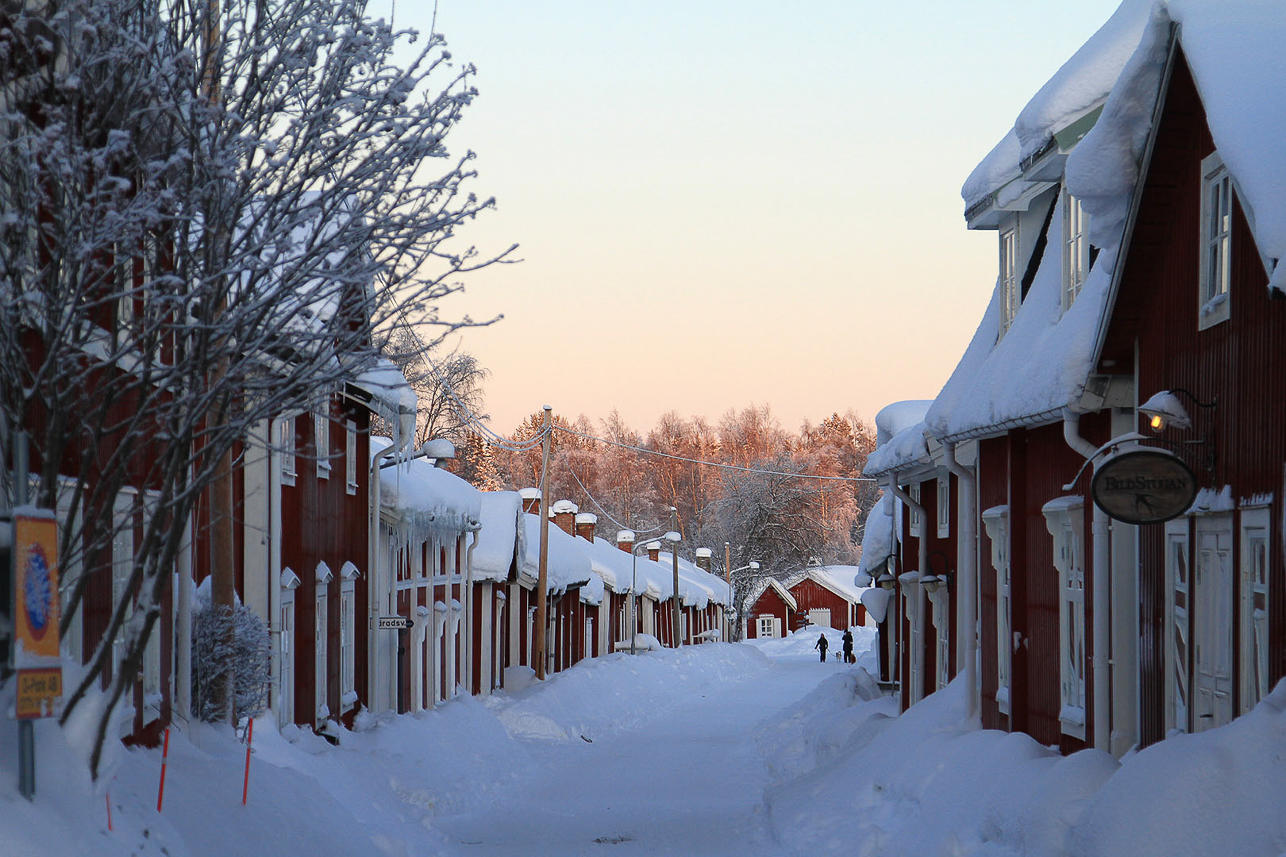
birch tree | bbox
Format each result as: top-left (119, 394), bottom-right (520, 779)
top-left (0, 0), bottom-right (507, 777)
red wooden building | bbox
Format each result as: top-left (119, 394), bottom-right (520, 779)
top-left (866, 3), bottom-right (1286, 758)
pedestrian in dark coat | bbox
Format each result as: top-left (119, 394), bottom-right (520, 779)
top-left (842, 629), bottom-right (854, 664)
top-left (814, 633), bottom-right (829, 663)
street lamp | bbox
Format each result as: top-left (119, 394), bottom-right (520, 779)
top-left (725, 560), bottom-right (760, 641)
top-left (629, 530), bottom-right (681, 654)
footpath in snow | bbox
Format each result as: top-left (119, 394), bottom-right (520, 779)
top-left (3, 626), bottom-right (1286, 856)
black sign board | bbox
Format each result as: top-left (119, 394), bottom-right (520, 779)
top-left (1091, 450), bottom-right (1198, 525)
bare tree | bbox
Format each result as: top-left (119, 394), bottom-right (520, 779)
top-left (0, 0), bottom-right (508, 777)
top-left (382, 328), bottom-right (491, 448)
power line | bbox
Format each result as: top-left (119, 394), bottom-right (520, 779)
top-left (563, 463), bottom-right (666, 536)
top-left (553, 425), bottom-right (878, 483)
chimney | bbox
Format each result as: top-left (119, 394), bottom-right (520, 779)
top-left (616, 529), bottom-right (635, 554)
top-left (646, 541), bottom-right (660, 563)
top-left (575, 512), bottom-right (597, 542)
top-left (551, 499), bottom-right (578, 535)
top-left (519, 487), bottom-right (541, 515)
top-left (695, 547), bottom-right (712, 573)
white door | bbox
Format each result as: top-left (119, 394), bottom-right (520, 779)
top-left (315, 593), bottom-right (328, 722)
top-left (808, 608), bottom-right (832, 629)
top-left (1194, 517), bottom-right (1234, 731)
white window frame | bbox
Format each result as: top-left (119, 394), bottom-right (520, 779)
top-left (339, 561), bottom-right (360, 713)
top-left (278, 567), bottom-right (301, 726)
top-left (1043, 497), bottom-right (1087, 739)
top-left (111, 489), bottom-right (137, 678)
top-left (314, 410), bottom-right (331, 479)
top-left (315, 561), bottom-right (333, 724)
top-left (936, 476), bottom-right (950, 538)
top-left (999, 225), bottom-right (1019, 336)
top-left (1198, 151), bottom-right (1232, 330)
top-left (757, 615), bottom-right (777, 639)
top-left (902, 579), bottom-right (923, 704)
top-left (345, 420), bottom-right (358, 495)
top-left (279, 417), bottom-right (297, 486)
top-left (909, 483), bottom-right (923, 539)
top-left (982, 506), bottom-right (1011, 715)
top-left (1164, 518), bottom-right (1191, 734)
top-left (1063, 189), bottom-right (1090, 312)
top-left (928, 579), bottom-right (950, 691)
top-left (1239, 506), bottom-right (1270, 714)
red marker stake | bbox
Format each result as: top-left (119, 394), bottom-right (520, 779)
top-left (241, 719), bottom-right (254, 806)
top-left (157, 727), bottom-right (171, 812)
top-left (106, 791), bottom-right (113, 831)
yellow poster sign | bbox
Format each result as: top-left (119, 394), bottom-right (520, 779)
top-left (16, 668), bottom-right (63, 720)
top-left (14, 513), bottom-right (61, 665)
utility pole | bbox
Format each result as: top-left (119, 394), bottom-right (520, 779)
top-left (670, 507), bottom-right (681, 648)
top-left (533, 407), bottom-right (552, 679)
top-left (724, 541), bottom-right (731, 643)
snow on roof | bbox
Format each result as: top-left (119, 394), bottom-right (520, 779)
top-left (472, 492), bottom-right (521, 582)
top-left (864, 420), bottom-right (931, 477)
top-left (874, 400), bottom-right (932, 447)
top-left (517, 513), bottom-right (593, 594)
top-left (1014, 0), bottom-right (1154, 164)
top-left (859, 492), bottom-right (894, 576)
top-left (926, 203), bottom-right (1118, 440)
top-left (798, 565), bottom-right (869, 605)
top-left (962, 0), bottom-right (1153, 212)
top-left (1070, 0), bottom-right (1286, 296)
top-left (657, 551), bottom-right (731, 608)
top-left (579, 571), bottom-right (605, 606)
top-left (582, 537), bottom-right (638, 593)
top-left (350, 357), bottom-right (416, 428)
top-left (372, 437), bottom-right (481, 540)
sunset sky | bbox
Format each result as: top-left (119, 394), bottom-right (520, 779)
top-left (394, 1), bottom-right (1125, 436)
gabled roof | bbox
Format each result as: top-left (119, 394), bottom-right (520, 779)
top-left (750, 577), bottom-right (798, 612)
top-left (788, 565), bottom-right (869, 605)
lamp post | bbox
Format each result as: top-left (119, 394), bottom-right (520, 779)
top-left (726, 560), bottom-right (759, 641)
top-left (629, 530), bottom-right (681, 654)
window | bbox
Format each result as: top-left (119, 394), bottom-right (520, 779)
top-left (1063, 190), bottom-right (1090, 311)
top-left (1239, 507), bottom-right (1270, 714)
top-left (1000, 226), bottom-right (1019, 336)
top-left (1199, 151), bottom-right (1232, 329)
top-left (315, 561), bottom-right (333, 724)
top-left (908, 483), bottom-right (923, 538)
top-left (1044, 498), bottom-right (1086, 738)
top-left (936, 476), bottom-right (950, 538)
top-left (340, 562), bottom-right (359, 712)
top-left (758, 615), bottom-right (779, 639)
top-left (928, 577), bottom-right (950, 691)
top-left (345, 420), bottom-right (358, 495)
top-left (982, 506), bottom-right (1010, 714)
top-left (1164, 519), bottom-right (1191, 733)
top-left (279, 417), bottom-right (297, 486)
top-left (314, 410), bottom-right (331, 479)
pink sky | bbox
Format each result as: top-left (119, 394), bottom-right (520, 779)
top-left (407, 1), bottom-right (1125, 435)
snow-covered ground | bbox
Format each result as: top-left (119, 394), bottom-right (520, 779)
top-left (3, 626), bottom-right (1285, 856)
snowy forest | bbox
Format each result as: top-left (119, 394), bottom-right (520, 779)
top-left (391, 342), bottom-right (880, 586)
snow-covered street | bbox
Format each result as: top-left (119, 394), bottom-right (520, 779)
top-left (436, 633), bottom-right (864, 855)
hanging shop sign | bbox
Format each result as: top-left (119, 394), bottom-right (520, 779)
top-left (13, 511), bottom-right (63, 719)
top-left (1091, 450), bottom-right (1198, 525)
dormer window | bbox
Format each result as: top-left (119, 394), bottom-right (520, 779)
top-left (1198, 151), bottom-right (1232, 329)
top-left (1063, 190), bottom-right (1090, 311)
top-left (999, 226), bottom-right (1019, 336)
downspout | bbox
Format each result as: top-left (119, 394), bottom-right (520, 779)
top-left (465, 526), bottom-right (480, 694)
top-left (368, 406), bottom-right (415, 712)
top-left (887, 476), bottom-right (927, 703)
top-left (1063, 411), bottom-right (1110, 752)
top-left (942, 441), bottom-right (978, 721)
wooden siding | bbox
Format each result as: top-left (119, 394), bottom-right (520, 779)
top-left (788, 578), bottom-right (860, 630)
top-left (746, 586), bottom-right (791, 638)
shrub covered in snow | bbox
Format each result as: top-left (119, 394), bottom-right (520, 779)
top-left (191, 601), bottom-right (271, 723)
